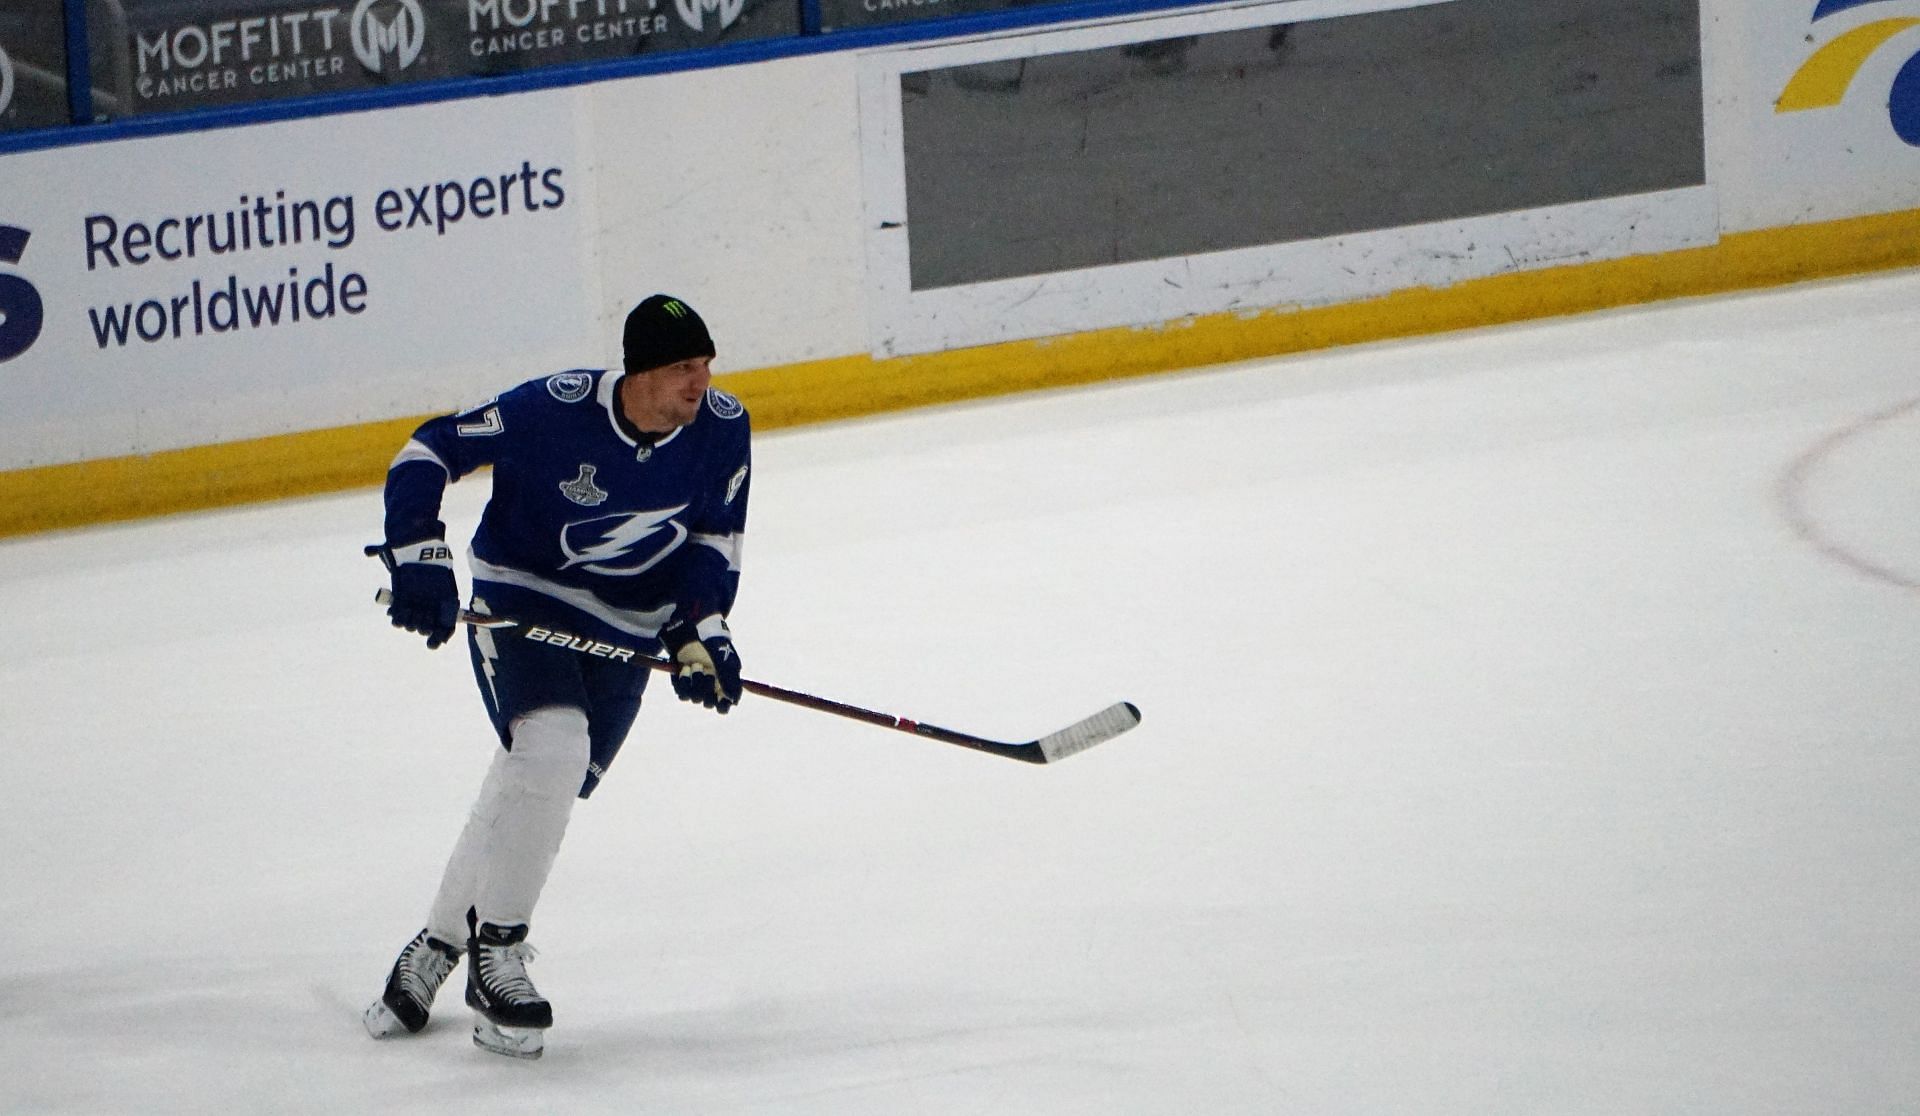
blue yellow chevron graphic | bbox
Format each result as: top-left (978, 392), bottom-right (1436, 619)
top-left (1777, 0), bottom-right (1920, 144)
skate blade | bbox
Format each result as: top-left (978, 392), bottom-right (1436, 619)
top-left (473, 1015), bottom-right (545, 1060)
top-left (363, 1000), bottom-right (411, 1039)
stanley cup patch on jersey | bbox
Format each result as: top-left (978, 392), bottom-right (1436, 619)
top-left (559, 464), bottom-right (609, 506)
top-left (559, 506), bottom-right (690, 575)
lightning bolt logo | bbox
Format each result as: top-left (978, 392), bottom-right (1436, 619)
top-left (559, 506), bottom-right (690, 575)
top-left (472, 597), bottom-right (503, 710)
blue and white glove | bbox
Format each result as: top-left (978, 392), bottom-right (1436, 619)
top-left (664, 615), bottom-right (742, 714)
top-left (365, 538), bottom-right (459, 649)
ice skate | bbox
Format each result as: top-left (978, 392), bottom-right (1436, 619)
top-left (466, 921), bottom-right (551, 1059)
top-left (364, 930), bottom-right (462, 1038)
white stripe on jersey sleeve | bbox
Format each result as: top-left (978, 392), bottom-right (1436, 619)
top-left (390, 438), bottom-right (450, 474)
top-left (691, 531), bottom-right (743, 572)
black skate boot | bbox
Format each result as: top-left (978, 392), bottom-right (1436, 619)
top-left (363, 930), bottom-right (462, 1038)
top-left (466, 921), bottom-right (552, 1058)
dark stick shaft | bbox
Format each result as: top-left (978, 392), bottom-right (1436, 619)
top-left (376, 589), bottom-right (1080, 762)
top-left (639, 657), bottom-right (1048, 761)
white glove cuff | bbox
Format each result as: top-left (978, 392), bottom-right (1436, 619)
top-left (392, 539), bottom-right (455, 567)
top-left (694, 614), bottom-right (730, 642)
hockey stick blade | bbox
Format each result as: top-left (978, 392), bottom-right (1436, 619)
top-left (373, 589), bottom-right (1141, 763)
top-left (1033, 701), bottom-right (1142, 763)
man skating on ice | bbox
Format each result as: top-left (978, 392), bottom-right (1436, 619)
top-left (362, 294), bottom-right (749, 1058)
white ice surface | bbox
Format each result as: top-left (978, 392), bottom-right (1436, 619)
top-left (4, 272), bottom-right (1919, 1114)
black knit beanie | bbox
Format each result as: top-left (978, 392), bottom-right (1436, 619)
top-left (622, 294), bottom-right (715, 373)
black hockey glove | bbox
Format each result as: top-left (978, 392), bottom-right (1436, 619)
top-left (365, 538), bottom-right (459, 649)
top-left (664, 615), bottom-right (742, 714)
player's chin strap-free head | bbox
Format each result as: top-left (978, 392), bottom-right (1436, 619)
top-left (622, 294), bottom-right (715, 374)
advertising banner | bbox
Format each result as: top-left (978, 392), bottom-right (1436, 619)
top-left (0, 4), bottom-right (70, 133)
top-left (97, 0), bottom-right (798, 117)
top-left (1728, 0), bottom-right (1920, 230)
top-left (0, 86), bottom-right (601, 469)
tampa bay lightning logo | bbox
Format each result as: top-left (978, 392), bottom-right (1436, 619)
top-left (1778, 0), bottom-right (1920, 145)
top-left (706, 388), bottom-right (744, 420)
top-left (559, 505), bottom-right (689, 575)
top-left (547, 372), bottom-right (593, 403)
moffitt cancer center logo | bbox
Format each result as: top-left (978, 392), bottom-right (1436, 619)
top-left (1777, 0), bottom-right (1920, 144)
top-left (466, 0), bottom-right (743, 59)
top-left (133, 1), bottom-right (424, 102)
top-left (352, 0), bottom-right (425, 72)
top-left (673, 0), bottom-right (743, 32)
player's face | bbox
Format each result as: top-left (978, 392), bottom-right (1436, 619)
top-left (622, 356), bottom-right (713, 432)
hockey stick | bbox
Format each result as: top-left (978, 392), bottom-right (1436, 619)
top-left (374, 590), bottom-right (1140, 764)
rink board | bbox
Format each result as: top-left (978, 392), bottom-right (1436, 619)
top-left (0, 0), bottom-right (1917, 533)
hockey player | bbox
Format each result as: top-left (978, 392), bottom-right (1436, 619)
top-left (361, 294), bottom-right (750, 1059)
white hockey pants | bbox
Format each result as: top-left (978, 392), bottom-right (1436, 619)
top-left (426, 705), bottom-right (590, 943)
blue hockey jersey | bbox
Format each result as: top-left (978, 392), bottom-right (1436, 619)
top-left (383, 368), bottom-right (750, 650)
